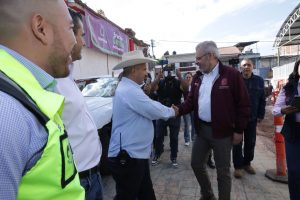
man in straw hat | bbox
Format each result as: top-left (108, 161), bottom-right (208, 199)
top-left (108, 50), bottom-right (177, 200)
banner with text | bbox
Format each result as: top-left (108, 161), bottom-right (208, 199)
top-left (84, 9), bottom-right (129, 57)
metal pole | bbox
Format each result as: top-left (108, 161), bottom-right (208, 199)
top-left (151, 39), bottom-right (155, 58)
top-left (277, 48), bottom-right (280, 67)
top-left (107, 54), bottom-right (109, 74)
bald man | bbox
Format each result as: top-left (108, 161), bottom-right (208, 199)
top-left (232, 59), bottom-right (266, 178)
top-left (0, 0), bottom-right (84, 199)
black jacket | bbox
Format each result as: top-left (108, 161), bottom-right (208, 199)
top-left (243, 73), bottom-right (266, 121)
top-left (157, 76), bottom-right (182, 106)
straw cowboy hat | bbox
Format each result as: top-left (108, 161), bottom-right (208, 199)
top-left (113, 50), bottom-right (156, 70)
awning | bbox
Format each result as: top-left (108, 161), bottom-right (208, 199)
top-left (274, 3), bottom-right (300, 47)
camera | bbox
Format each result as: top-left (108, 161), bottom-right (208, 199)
top-left (163, 64), bottom-right (175, 77)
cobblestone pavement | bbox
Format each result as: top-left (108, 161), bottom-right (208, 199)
top-left (257, 105), bottom-right (276, 154)
top-left (102, 131), bottom-right (289, 200)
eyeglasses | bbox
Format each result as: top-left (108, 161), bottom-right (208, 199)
top-left (196, 53), bottom-right (209, 61)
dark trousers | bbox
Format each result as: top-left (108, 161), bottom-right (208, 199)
top-left (154, 117), bottom-right (181, 159)
top-left (191, 123), bottom-right (232, 200)
top-left (108, 157), bottom-right (156, 200)
top-left (232, 121), bottom-right (257, 169)
top-left (152, 120), bottom-right (156, 148)
top-left (285, 137), bottom-right (300, 200)
top-left (190, 112), bottom-right (195, 141)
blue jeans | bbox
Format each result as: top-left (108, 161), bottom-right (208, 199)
top-left (285, 137), bottom-right (300, 200)
top-left (80, 172), bottom-right (103, 200)
top-left (190, 112), bottom-right (195, 141)
top-left (232, 121), bottom-right (257, 169)
top-left (183, 114), bottom-right (191, 143)
top-left (154, 117), bottom-right (181, 159)
top-left (183, 112), bottom-right (195, 142)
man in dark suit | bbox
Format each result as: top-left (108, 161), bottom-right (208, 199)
top-left (176, 41), bottom-right (250, 200)
top-left (232, 59), bottom-right (266, 178)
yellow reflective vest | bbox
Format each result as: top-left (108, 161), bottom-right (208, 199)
top-left (0, 49), bottom-right (85, 200)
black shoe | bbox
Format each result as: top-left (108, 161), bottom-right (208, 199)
top-left (151, 155), bottom-right (159, 166)
top-left (171, 158), bottom-right (178, 167)
top-left (207, 158), bottom-right (215, 169)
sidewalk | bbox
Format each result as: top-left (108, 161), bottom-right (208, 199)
top-left (102, 132), bottom-right (289, 200)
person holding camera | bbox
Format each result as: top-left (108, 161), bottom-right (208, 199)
top-left (108, 50), bottom-right (177, 200)
top-left (151, 65), bottom-right (188, 167)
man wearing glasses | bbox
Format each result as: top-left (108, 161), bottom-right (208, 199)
top-left (176, 41), bottom-right (250, 200)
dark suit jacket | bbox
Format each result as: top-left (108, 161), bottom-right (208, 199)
top-left (178, 62), bottom-right (250, 138)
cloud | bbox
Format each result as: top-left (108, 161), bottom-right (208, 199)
top-left (275, 0), bottom-right (290, 3)
top-left (84, 0), bottom-right (267, 39)
top-left (83, 0), bottom-right (292, 57)
top-left (218, 20), bottom-right (284, 55)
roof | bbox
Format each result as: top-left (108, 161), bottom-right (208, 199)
top-left (164, 46), bottom-right (241, 63)
top-left (234, 41), bottom-right (258, 48)
top-left (274, 3), bottom-right (300, 47)
top-left (218, 46), bottom-right (241, 56)
top-left (71, 0), bottom-right (149, 47)
top-left (72, 0), bottom-right (128, 35)
top-left (234, 41), bottom-right (258, 52)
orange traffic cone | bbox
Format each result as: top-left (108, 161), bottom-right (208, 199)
top-left (265, 116), bottom-right (288, 183)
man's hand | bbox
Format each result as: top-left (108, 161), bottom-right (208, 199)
top-left (171, 104), bottom-right (179, 116)
top-left (151, 70), bottom-right (163, 92)
top-left (232, 132), bottom-right (243, 145)
top-left (176, 69), bottom-right (182, 79)
top-left (157, 70), bottom-right (163, 80)
top-left (143, 83), bottom-right (151, 95)
top-left (281, 105), bottom-right (298, 115)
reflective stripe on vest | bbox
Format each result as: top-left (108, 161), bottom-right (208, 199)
top-left (0, 49), bottom-right (85, 200)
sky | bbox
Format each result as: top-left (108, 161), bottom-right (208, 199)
top-left (83, 0), bottom-right (299, 58)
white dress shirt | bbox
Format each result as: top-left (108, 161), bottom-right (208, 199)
top-left (56, 64), bottom-right (102, 172)
top-left (272, 79), bottom-right (300, 122)
top-left (198, 63), bottom-right (219, 122)
top-left (108, 77), bottom-right (175, 159)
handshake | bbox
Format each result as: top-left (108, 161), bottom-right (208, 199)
top-left (171, 104), bottom-right (179, 116)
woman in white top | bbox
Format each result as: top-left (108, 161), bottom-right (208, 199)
top-left (272, 60), bottom-right (300, 200)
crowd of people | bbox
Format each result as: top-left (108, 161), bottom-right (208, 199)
top-left (0, 1), bottom-right (299, 200)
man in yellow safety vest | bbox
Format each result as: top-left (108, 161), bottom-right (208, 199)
top-left (0, 0), bottom-right (85, 199)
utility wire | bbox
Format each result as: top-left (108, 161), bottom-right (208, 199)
top-left (145, 40), bottom-right (275, 44)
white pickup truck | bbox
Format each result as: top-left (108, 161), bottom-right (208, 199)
top-left (81, 76), bottom-right (118, 175)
